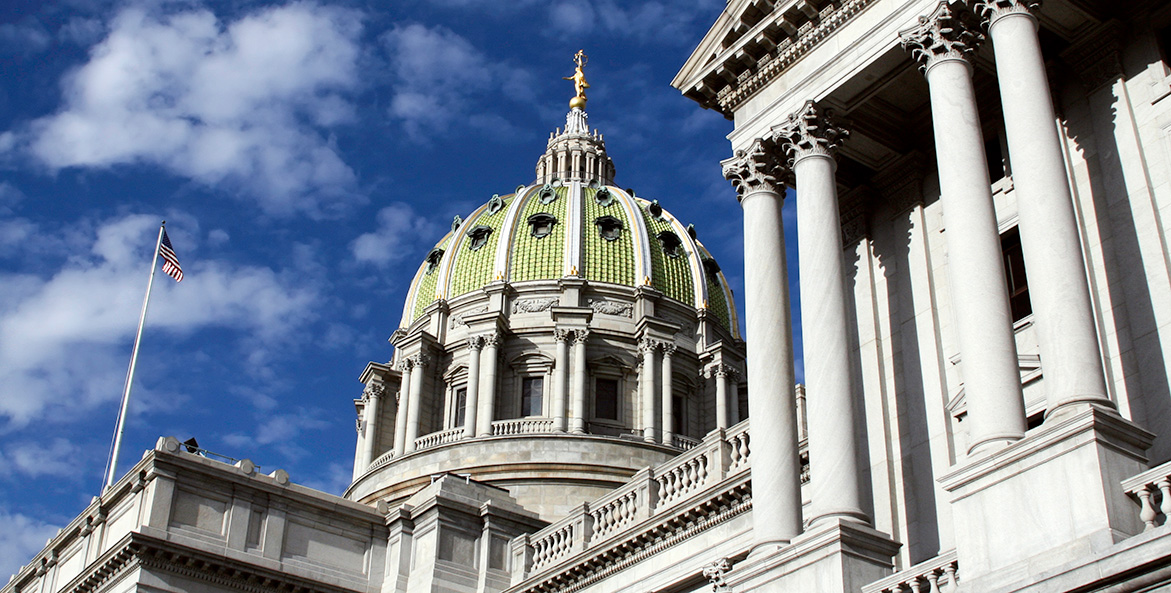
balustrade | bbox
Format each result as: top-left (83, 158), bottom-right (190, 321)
top-left (493, 418), bottom-right (556, 435)
top-left (671, 434), bottom-right (701, 450)
top-left (861, 550), bottom-right (959, 593)
top-left (413, 427), bottom-right (465, 450)
top-left (1122, 459), bottom-right (1171, 531)
top-left (512, 421), bottom-right (752, 581)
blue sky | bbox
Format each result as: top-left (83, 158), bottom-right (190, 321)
top-left (0, 0), bottom-right (802, 572)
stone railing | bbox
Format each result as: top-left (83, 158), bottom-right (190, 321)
top-left (671, 434), bottom-right (701, 450)
top-left (414, 427), bottom-right (465, 450)
top-left (512, 420), bottom-right (752, 581)
top-left (1122, 459), bottom-right (1171, 531)
top-left (493, 418), bottom-right (555, 435)
top-left (861, 549), bottom-right (958, 593)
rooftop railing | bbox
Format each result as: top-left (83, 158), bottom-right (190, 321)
top-left (1122, 458), bottom-right (1171, 531)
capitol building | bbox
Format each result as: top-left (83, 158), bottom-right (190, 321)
top-left (7, 0), bottom-right (1171, 591)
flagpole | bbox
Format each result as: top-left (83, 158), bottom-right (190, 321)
top-left (104, 221), bottom-right (166, 491)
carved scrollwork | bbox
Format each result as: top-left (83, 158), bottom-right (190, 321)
top-left (899, 2), bottom-right (984, 72)
top-left (450, 305), bottom-right (489, 328)
top-left (970, 0), bottom-right (1040, 24)
top-left (512, 297), bottom-right (558, 314)
top-left (553, 328), bottom-right (572, 343)
top-left (703, 557), bottom-right (732, 591)
top-left (363, 384), bottom-right (385, 400)
top-left (483, 332), bottom-right (502, 347)
top-left (589, 298), bottom-right (633, 318)
top-left (720, 138), bottom-right (789, 198)
top-left (467, 335), bottom-right (485, 351)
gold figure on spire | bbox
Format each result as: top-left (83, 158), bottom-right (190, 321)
top-left (564, 50), bottom-right (589, 109)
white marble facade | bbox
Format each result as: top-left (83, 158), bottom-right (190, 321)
top-left (9, 1), bottom-right (1171, 593)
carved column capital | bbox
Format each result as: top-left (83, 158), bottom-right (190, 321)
top-left (772, 100), bottom-right (849, 164)
top-left (721, 138), bottom-right (789, 198)
top-left (553, 328), bottom-right (572, 343)
top-left (406, 353), bottom-right (431, 369)
top-left (467, 335), bottom-right (485, 351)
top-left (970, 0), bottom-right (1040, 26)
top-left (661, 343), bottom-right (677, 356)
top-left (638, 337), bottom-right (661, 353)
top-left (900, 2), bottom-right (984, 73)
top-left (572, 329), bottom-right (591, 345)
top-left (363, 384), bottom-right (385, 400)
top-left (482, 331), bottom-right (501, 348)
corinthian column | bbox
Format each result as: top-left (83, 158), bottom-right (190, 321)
top-left (722, 140), bottom-right (803, 549)
top-left (774, 101), bottom-right (869, 526)
top-left (360, 384), bottom-right (384, 470)
top-left (901, 3), bottom-right (1027, 455)
top-left (404, 354), bottom-right (429, 452)
top-left (639, 338), bottom-right (660, 443)
top-left (973, 0), bottom-right (1111, 417)
top-left (552, 329), bottom-right (571, 432)
top-left (476, 332), bottom-right (501, 437)
top-left (661, 343), bottom-right (676, 445)
top-left (570, 330), bottom-right (590, 434)
top-left (463, 337), bottom-right (483, 439)
top-left (393, 361), bottom-right (412, 457)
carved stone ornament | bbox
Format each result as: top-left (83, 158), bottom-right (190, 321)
top-left (467, 335), bottom-right (485, 350)
top-left (450, 305), bottom-right (489, 328)
top-left (512, 297), bottom-right (558, 314)
top-left (970, 0), bottom-right (1040, 25)
top-left (451, 214), bottom-right (462, 231)
top-left (772, 100), bottom-right (849, 163)
top-left (553, 328), bottom-right (572, 342)
top-left (721, 139), bottom-right (789, 198)
top-left (483, 332), bottom-right (501, 347)
top-left (899, 2), bottom-right (984, 72)
top-left (661, 343), bottom-right (677, 356)
top-left (408, 353), bottom-right (431, 369)
top-left (703, 557), bottom-right (732, 591)
top-left (363, 384), bottom-right (385, 400)
top-left (572, 329), bottom-right (591, 344)
top-left (355, 418), bottom-right (363, 435)
top-left (639, 337), bottom-right (662, 353)
top-left (589, 298), bottom-right (633, 318)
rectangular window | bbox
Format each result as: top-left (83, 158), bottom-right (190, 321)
top-left (453, 387), bottom-right (467, 428)
top-left (521, 377), bottom-right (543, 416)
top-left (595, 378), bottom-right (619, 420)
top-left (1001, 226), bottom-right (1032, 322)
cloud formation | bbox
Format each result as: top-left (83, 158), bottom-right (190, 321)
top-left (19, 3), bottom-right (364, 215)
top-left (351, 202), bottom-right (441, 267)
top-left (0, 214), bottom-right (322, 427)
top-left (0, 511), bottom-right (60, 580)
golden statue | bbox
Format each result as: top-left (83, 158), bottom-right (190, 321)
top-left (563, 50), bottom-right (589, 109)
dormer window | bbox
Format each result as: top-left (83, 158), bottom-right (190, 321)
top-left (595, 215), bottom-right (623, 242)
top-left (528, 213), bottom-right (558, 239)
top-left (702, 256), bottom-right (720, 277)
top-left (658, 230), bottom-right (683, 258)
top-left (538, 185), bottom-right (558, 204)
top-left (425, 248), bottom-right (445, 274)
top-left (467, 225), bottom-right (493, 251)
top-left (648, 200), bottom-right (664, 220)
top-left (595, 187), bottom-right (614, 207)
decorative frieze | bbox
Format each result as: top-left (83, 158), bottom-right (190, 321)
top-left (899, 2), bottom-right (984, 72)
top-left (588, 298), bottom-right (633, 318)
top-left (450, 305), bottom-right (489, 328)
top-left (513, 297), bottom-right (558, 314)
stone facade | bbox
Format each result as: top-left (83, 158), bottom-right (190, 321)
top-left (9, 2), bottom-right (1171, 591)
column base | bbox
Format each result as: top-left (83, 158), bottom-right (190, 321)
top-left (940, 406), bottom-right (1154, 589)
top-left (725, 519), bottom-right (900, 591)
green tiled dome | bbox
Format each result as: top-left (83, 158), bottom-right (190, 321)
top-left (399, 182), bottom-right (738, 336)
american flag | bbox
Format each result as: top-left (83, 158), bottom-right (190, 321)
top-left (160, 229), bottom-right (183, 282)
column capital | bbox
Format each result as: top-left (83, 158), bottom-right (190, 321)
top-left (721, 139), bottom-right (790, 198)
top-left (970, 0), bottom-right (1040, 26)
top-left (661, 343), bottom-right (677, 356)
top-left (571, 329), bottom-right (591, 345)
top-left (638, 337), bottom-right (660, 353)
top-left (406, 353), bottom-right (431, 369)
top-left (467, 335), bottom-right (485, 351)
top-left (362, 384), bottom-right (385, 401)
top-left (900, 2), bottom-right (984, 73)
top-left (772, 100), bottom-right (849, 164)
top-left (482, 331), bottom-right (501, 347)
top-left (553, 328), bottom-right (572, 343)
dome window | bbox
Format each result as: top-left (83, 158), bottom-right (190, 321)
top-left (486, 194), bottom-right (504, 215)
top-left (527, 213), bottom-right (558, 239)
top-left (425, 248), bottom-right (445, 274)
top-left (595, 187), bottom-right (614, 207)
top-left (594, 215), bottom-right (623, 242)
top-left (466, 225), bottom-right (493, 251)
top-left (538, 185), bottom-right (558, 204)
top-left (648, 200), bottom-right (664, 220)
top-left (658, 230), bottom-right (683, 258)
top-left (702, 256), bottom-right (721, 277)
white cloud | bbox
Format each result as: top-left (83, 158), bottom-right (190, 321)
top-left (546, 0), bottom-right (722, 42)
top-left (351, 203), bottom-right (441, 267)
top-left (0, 214), bottom-right (322, 427)
top-left (0, 511), bottom-right (60, 580)
top-left (222, 410), bottom-right (330, 461)
top-left (0, 439), bottom-right (90, 479)
top-left (383, 23), bottom-right (528, 138)
top-left (0, 19), bottom-right (51, 55)
top-left (20, 3), bottom-right (364, 215)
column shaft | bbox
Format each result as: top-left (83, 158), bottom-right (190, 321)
top-left (361, 389), bottom-right (381, 468)
top-left (477, 336), bottom-right (500, 437)
top-left (393, 365), bottom-right (412, 456)
top-left (570, 331), bottom-right (589, 433)
top-left (552, 331), bottom-right (570, 432)
top-left (985, 7), bottom-right (1110, 415)
top-left (464, 339), bottom-right (482, 439)
top-left (640, 341), bottom-right (659, 443)
top-left (661, 346), bottom-right (675, 445)
top-left (715, 367), bottom-right (729, 429)
top-left (352, 412), bottom-right (366, 480)
top-left (792, 147), bottom-right (867, 525)
top-left (405, 357), bottom-right (426, 451)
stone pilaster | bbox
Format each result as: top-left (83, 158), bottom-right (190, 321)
top-left (722, 139), bottom-right (803, 550)
top-left (974, 0), bottom-right (1113, 419)
top-left (901, 1), bottom-right (1027, 455)
top-left (774, 100), bottom-right (869, 526)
